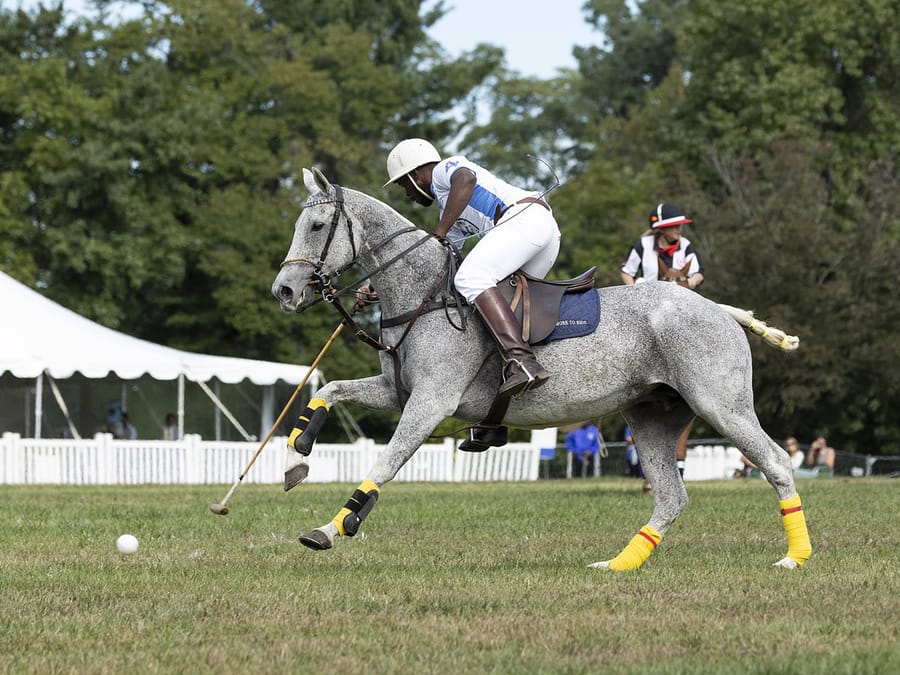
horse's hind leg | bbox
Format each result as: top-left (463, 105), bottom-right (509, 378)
top-left (698, 405), bottom-right (812, 569)
top-left (589, 400), bottom-right (693, 571)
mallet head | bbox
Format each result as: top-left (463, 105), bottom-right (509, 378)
top-left (209, 503), bottom-right (229, 516)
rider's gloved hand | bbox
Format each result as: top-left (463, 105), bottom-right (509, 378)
top-left (434, 234), bottom-right (462, 262)
top-left (355, 284), bottom-right (377, 310)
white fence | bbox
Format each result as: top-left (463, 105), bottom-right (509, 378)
top-left (0, 432), bottom-right (540, 485)
top-left (683, 444), bottom-right (748, 480)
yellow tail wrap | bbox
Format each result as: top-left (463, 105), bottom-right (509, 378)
top-left (607, 525), bottom-right (662, 571)
top-left (331, 479), bottom-right (381, 536)
top-left (779, 495), bottom-right (812, 565)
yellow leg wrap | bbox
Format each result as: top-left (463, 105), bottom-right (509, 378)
top-left (309, 397), bottom-right (329, 411)
top-left (780, 495), bottom-right (812, 565)
top-left (607, 525), bottom-right (663, 571)
top-left (331, 508), bottom-right (353, 536)
top-left (287, 398), bottom-right (330, 452)
top-left (331, 479), bottom-right (380, 536)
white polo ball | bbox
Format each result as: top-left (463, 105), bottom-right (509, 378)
top-left (116, 534), bottom-right (139, 554)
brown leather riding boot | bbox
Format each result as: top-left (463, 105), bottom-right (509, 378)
top-left (474, 287), bottom-right (551, 397)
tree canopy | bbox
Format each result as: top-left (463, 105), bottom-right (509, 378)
top-left (2, 0), bottom-right (897, 451)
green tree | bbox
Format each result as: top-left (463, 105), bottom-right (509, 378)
top-left (503, 0), bottom-right (900, 451)
top-left (0, 0), bottom-right (501, 393)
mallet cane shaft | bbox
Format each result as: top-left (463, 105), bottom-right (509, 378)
top-left (209, 320), bottom-right (347, 515)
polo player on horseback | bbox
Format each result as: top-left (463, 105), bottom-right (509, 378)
top-left (383, 138), bottom-right (562, 397)
top-left (620, 203), bottom-right (704, 289)
top-left (620, 203), bottom-right (705, 489)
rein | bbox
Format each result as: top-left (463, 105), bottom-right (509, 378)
top-left (280, 186), bottom-right (469, 407)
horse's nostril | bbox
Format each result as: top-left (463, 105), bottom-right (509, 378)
top-left (278, 285), bottom-right (294, 302)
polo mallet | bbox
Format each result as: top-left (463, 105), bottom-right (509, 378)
top-left (209, 320), bottom-right (347, 515)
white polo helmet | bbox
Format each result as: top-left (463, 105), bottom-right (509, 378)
top-left (383, 138), bottom-right (441, 188)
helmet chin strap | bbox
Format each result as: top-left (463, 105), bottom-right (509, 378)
top-left (407, 173), bottom-right (434, 204)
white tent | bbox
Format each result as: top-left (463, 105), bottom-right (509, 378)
top-left (0, 271), bottom-right (319, 438)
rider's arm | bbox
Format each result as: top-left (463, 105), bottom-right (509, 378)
top-left (435, 168), bottom-right (476, 238)
top-left (687, 272), bottom-right (704, 290)
top-left (620, 271), bottom-right (636, 285)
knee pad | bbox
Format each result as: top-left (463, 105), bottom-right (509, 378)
top-left (340, 479), bottom-right (380, 537)
top-left (287, 398), bottom-right (329, 456)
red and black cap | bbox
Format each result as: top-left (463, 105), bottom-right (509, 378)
top-left (649, 203), bottom-right (692, 229)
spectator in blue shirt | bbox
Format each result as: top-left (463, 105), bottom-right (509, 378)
top-left (565, 420), bottom-right (601, 477)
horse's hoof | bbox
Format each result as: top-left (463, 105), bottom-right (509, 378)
top-left (772, 557), bottom-right (800, 569)
top-left (283, 462), bottom-right (309, 492)
top-left (284, 448), bottom-right (309, 492)
top-left (299, 528), bottom-right (334, 550)
top-left (587, 561), bottom-right (611, 570)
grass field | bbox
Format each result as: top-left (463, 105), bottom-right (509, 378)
top-left (1, 477), bottom-right (897, 674)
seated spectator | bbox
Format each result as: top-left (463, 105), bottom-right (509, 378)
top-left (806, 436), bottom-right (835, 472)
top-left (734, 437), bottom-right (810, 479)
top-left (121, 412), bottom-right (138, 440)
top-left (161, 413), bottom-right (179, 440)
top-left (784, 436), bottom-right (804, 469)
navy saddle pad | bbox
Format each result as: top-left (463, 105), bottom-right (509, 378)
top-left (541, 289), bottom-right (600, 343)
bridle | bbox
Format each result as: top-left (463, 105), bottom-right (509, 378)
top-left (279, 185), bottom-right (467, 408)
top-left (280, 184), bottom-right (358, 299)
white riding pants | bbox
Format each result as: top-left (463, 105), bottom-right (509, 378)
top-left (454, 202), bottom-right (561, 303)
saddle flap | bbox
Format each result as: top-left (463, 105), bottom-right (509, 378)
top-left (498, 267), bottom-right (596, 343)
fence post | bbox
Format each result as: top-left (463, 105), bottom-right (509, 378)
top-left (2, 432), bottom-right (24, 484)
top-left (442, 438), bottom-right (455, 482)
top-left (185, 434), bottom-right (202, 484)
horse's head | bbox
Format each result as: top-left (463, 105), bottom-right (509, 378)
top-left (272, 167), bottom-right (363, 312)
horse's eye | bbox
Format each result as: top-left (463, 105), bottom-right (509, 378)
top-left (311, 221), bottom-right (325, 232)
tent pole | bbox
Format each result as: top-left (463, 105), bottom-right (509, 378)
top-left (214, 380), bottom-right (222, 441)
top-left (177, 374), bottom-right (185, 438)
top-left (45, 370), bottom-right (81, 439)
top-left (195, 380), bottom-right (254, 441)
top-left (35, 374), bottom-right (43, 439)
top-left (261, 385), bottom-right (275, 442)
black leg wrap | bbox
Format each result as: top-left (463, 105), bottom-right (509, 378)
top-left (459, 425), bottom-right (509, 452)
top-left (288, 405), bottom-right (329, 456)
top-left (342, 487), bottom-right (379, 537)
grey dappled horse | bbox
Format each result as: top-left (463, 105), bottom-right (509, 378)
top-left (271, 167), bottom-right (812, 571)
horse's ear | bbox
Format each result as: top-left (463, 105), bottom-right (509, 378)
top-left (302, 167), bottom-right (332, 196)
top-left (302, 168), bottom-right (320, 195)
top-left (302, 167), bottom-right (332, 195)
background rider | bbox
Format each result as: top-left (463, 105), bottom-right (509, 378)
top-left (620, 203), bottom-right (705, 490)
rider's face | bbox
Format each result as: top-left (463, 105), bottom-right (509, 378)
top-left (659, 225), bottom-right (682, 244)
top-left (399, 173), bottom-right (434, 207)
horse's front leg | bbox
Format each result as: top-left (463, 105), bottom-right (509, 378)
top-left (284, 374), bottom-right (400, 490)
top-left (298, 387), bottom-right (460, 551)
